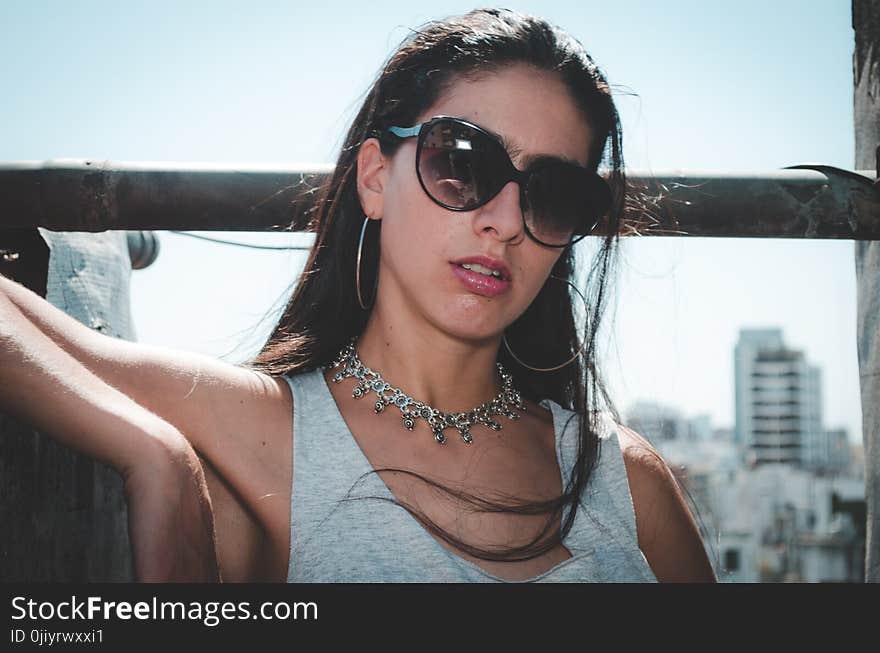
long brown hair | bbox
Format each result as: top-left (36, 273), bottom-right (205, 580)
top-left (245, 8), bottom-right (626, 562)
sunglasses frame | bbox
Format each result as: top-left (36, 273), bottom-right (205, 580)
top-left (378, 115), bottom-right (611, 248)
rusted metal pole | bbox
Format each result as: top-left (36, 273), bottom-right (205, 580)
top-left (0, 161), bottom-right (331, 233)
top-left (1, 160), bottom-right (878, 238)
top-left (854, 0), bottom-right (880, 583)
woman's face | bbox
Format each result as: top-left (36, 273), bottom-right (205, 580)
top-left (366, 63), bottom-right (595, 343)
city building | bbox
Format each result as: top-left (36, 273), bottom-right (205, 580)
top-left (623, 396), bottom-right (864, 582)
top-left (621, 327), bottom-right (866, 582)
top-left (624, 402), bottom-right (715, 445)
top-left (823, 428), bottom-right (853, 476)
top-left (709, 464), bottom-right (865, 582)
top-left (734, 328), bottom-right (784, 447)
top-left (734, 328), bottom-right (828, 470)
top-left (624, 401), bottom-right (688, 443)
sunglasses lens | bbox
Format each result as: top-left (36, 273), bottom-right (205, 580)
top-left (525, 166), bottom-right (607, 246)
top-left (418, 121), bottom-right (506, 209)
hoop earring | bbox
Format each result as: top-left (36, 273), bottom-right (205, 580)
top-left (356, 215), bottom-right (380, 310)
top-left (502, 275), bottom-right (589, 372)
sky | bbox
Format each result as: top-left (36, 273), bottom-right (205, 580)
top-left (0, 1), bottom-right (862, 443)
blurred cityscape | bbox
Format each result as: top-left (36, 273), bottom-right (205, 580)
top-left (624, 328), bottom-right (866, 583)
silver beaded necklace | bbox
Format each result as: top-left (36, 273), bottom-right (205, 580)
top-left (327, 337), bottom-right (528, 444)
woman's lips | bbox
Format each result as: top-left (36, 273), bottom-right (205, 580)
top-left (450, 263), bottom-right (511, 297)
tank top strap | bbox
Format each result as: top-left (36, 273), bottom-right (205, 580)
top-left (539, 399), bottom-right (654, 578)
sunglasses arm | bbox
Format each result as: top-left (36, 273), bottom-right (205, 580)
top-left (385, 125), bottom-right (422, 139)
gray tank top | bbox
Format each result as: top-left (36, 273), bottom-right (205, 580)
top-left (281, 367), bottom-right (658, 583)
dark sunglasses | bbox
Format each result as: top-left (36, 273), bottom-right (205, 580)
top-left (375, 115), bottom-right (611, 247)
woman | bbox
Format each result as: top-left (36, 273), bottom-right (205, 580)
top-left (0, 8), bottom-right (715, 582)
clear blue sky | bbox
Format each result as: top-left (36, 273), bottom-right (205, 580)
top-left (0, 1), bottom-right (861, 442)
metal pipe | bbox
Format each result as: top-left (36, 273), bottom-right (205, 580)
top-left (1, 159), bottom-right (877, 239)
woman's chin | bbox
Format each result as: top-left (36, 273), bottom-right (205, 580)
top-left (432, 315), bottom-right (507, 345)
top-left (430, 297), bottom-right (518, 340)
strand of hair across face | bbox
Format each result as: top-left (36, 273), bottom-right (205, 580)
top-left (168, 230), bottom-right (312, 250)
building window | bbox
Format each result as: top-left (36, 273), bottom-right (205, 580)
top-left (724, 549), bottom-right (740, 572)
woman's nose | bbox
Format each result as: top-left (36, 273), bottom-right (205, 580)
top-left (472, 181), bottom-right (525, 243)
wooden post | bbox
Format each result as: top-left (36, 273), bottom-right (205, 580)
top-left (853, 0), bottom-right (880, 583)
top-left (0, 231), bottom-right (135, 580)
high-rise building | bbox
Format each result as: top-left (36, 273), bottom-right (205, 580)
top-left (734, 329), bottom-right (784, 447)
top-left (733, 328), bottom-right (826, 469)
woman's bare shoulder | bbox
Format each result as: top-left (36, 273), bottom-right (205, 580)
top-left (615, 423), bottom-right (717, 583)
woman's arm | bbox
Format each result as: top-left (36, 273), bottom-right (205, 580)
top-left (617, 423), bottom-right (718, 583)
top-left (0, 274), bottom-right (293, 544)
top-left (0, 272), bottom-right (272, 450)
top-left (0, 290), bottom-right (220, 581)
top-left (0, 285), bottom-right (179, 473)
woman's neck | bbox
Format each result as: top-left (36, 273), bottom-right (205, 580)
top-left (357, 308), bottom-right (505, 413)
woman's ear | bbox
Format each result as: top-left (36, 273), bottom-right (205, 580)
top-left (357, 137), bottom-right (387, 220)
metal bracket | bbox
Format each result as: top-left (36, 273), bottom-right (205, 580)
top-left (783, 163), bottom-right (880, 238)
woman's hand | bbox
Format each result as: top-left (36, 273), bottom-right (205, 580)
top-left (120, 435), bottom-right (221, 583)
